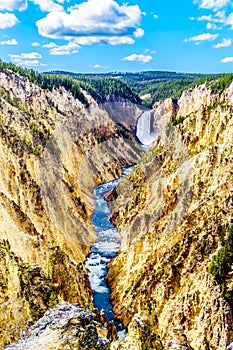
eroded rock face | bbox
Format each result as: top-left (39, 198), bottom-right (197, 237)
top-left (0, 69), bottom-right (142, 347)
top-left (108, 82), bottom-right (233, 349)
top-left (5, 302), bottom-right (111, 350)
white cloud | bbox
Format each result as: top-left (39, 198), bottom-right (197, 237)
top-left (14, 59), bottom-right (46, 66)
top-left (30, 0), bottom-right (64, 12)
top-left (90, 64), bottom-right (109, 69)
top-left (0, 0), bottom-right (27, 11)
top-left (123, 53), bottom-right (153, 63)
top-left (153, 14), bottom-right (159, 19)
top-left (75, 36), bottom-right (135, 45)
top-left (32, 41), bottom-right (40, 47)
top-left (206, 22), bottom-right (218, 29)
top-left (134, 28), bottom-right (144, 38)
top-left (0, 38), bottom-right (18, 45)
top-left (43, 42), bottom-right (57, 48)
top-left (9, 53), bottom-right (45, 67)
top-left (0, 12), bottom-right (19, 28)
top-left (190, 11), bottom-right (226, 24)
top-left (11, 52), bottom-right (42, 59)
top-left (226, 13), bottom-right (233, 29)
top-left (144, 49), bottom-right (156, 54)
top-left (0, 0), bottom-right (64, 12)
top-left (9, 52), bottom-right (45, 66)
top-left (48, 42), bottom-right (79, 55)
top-left (36, 0), bottom-right (143, 46)
top-left (194, 0), bottom-right (230, 11)
top-left (184, 33), bottom-right (219, 43)
top-left (213, 37), bottom-right (232, 47)
top-left (221, 56), bottom-right (233, 62)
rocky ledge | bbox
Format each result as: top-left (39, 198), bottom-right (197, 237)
top-left (5, 302), bottom-right (111, 350)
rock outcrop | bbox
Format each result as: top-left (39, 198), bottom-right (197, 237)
top-left (5, 302), bottom-right (111, 350)
top-left (108, 82), bottom-right (233, 349)
top-left (0, 68), bottom-right (142, 347)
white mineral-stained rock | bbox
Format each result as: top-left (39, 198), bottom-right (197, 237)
top-left (5, 302), bottom-right (110, 350)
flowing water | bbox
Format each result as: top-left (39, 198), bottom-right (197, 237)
top-left (136, 109), bottom-right (157, 146)
top-left (85, 166), bottom-right (134, 340)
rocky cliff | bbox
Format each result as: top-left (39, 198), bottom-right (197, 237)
top-left (108, 82), bottom-right (233, 349)
top-left (0, 68), bottom-right (142, 347)
top-left (5, 302), bottom-right (112, 350)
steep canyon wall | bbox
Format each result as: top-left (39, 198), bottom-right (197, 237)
top-left (108, 83), bottom-right (233, 349)
top-left (0, 69), bottom-right (142, 347)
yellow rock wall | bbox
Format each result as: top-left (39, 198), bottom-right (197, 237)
top-left (0, 69), bottom-right (142, 347)
top-left (108, 83), bottom-right (233, 349)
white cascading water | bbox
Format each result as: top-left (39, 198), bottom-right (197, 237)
top-left (136, 110), bottom-right (157, 146)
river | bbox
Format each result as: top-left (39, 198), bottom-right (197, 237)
top-left (84, 166), bottom-right (134, 340)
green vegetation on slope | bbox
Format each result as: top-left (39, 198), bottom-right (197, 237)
top-left (209, 225), bottom-right (233, 297)
top-left (0, 61), bottom-right (89, 105)
top-left (210, 73), bottom-right (233, 94)
top-left (73, 75), bottom-right (140, 104)
top-left (1, 61), bottom-right (233, 109)
top-left (52, 70), bottom-right (226, 107)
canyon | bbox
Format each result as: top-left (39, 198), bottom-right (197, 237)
top-left (0, 67), bottom-right (233, 350)
top-left (0, 67), bottom-right (142, 348)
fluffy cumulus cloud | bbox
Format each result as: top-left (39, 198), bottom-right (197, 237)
top-left (194, 0), bottom-right (231, 11)
top-left (213, 37), bottom-right (231, 48)
top-left (32, 41), bottom-right (40, 47)
top-left (46, 42), bottom-right (80, 55)
top-left (31, 0), bottom-right (64, 12)
top-left (123, 53), bottom-right (153, 63)
top-left (134, 28), bottom-right (144, 38)
top-left (221, 56), bottom-right (233, 62)
top-left (36, 0), bottom-right (143, 45)
top-left (0, 0), bottom-right (65, 12)
top-left (0, 38), bottom-right (18, 45)
top-left (0, 12), bottom-right (19, 28)
top-left (9, 52), bottom-right (45, 66)
top-left (184, 32), bottom-right (219, 43)
top-left (0, 0), bottom-right (27, 11)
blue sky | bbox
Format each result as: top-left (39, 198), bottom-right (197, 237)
top-left (0, 0), bottom-right (233, 73)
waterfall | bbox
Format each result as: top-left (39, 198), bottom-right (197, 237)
top-left (136, 110), bottom-right (157, 146)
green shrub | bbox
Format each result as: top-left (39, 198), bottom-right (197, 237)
top-left (208, 225), bottom-right (233, 295)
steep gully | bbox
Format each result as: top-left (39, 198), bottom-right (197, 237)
top-left (84, 109), bottom-right (155, 340)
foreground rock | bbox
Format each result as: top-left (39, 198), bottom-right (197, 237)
top-left (5, 302), bottom-right (111, 350)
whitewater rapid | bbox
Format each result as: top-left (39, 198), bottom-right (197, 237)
top-left (85, 166), bottom-right (134, 340)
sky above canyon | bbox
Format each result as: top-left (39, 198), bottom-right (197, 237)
top-left (0, 0), bottom-right (233, 73)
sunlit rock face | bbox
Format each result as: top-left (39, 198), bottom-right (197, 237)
top-left (0, 69), bottom-right (143, 347)
top-left (4, 302), bottom-right (111, 350)
top-left (108, 82), bottom-right (233, 349)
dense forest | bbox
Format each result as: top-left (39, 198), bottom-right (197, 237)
top-left (1, 61), bottom-right (233, 108)
top-left (0, 61), bottom-right (138, 106)
top-left (52, 70), bottom-right (231, 106)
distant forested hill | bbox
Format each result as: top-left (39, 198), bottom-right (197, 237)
top-left (51, 70), bottom-right (227, 107)
top-left (1, 61), bottom-right (233, 108)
